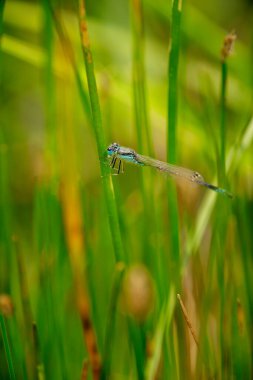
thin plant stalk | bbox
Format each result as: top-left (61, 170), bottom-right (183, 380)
top-left (0, 0), bottom-right (5, 39)
top-left (101, 263), bottom-right (125, 379)
top-left (217, 31), bottom-right (236, 377)
top-left (0, 132), bottom-right (12, 291)
top-left (130, 0), bottom-right (153, 156)
top-left (42, 0), bottom-right (58, 175)
top-left (48, 4), bottom-right (92, 124)
top-left (219, 30), bottom-right (236, 184)
top-left (13, 237), bottom-right (37, 379)
top-left (167, 0), bottom-right (182, 165)
top-left (32, 323), bottom-right (45, 380)
top-left (78, 0), bottom-right (124, 263)
top-left (130, 0), bottom-right (158, 277)
top-left (167, 0), bottom-right (185, 375)
top-left (128, 318), bottom-right (146, 380)
top-left (0, 314), bottom-right (16, 380)
top-left (219, 60), bottom-right (227, 184)
top-left (177, 294), bottom-right (199, 347)
top-left (167, 0), bottom-right (183, 284)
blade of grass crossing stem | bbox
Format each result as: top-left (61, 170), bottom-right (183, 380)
top-left (167, 0), bottom-right (183, 284)
top-left (0, 314), bottom-right (16, 380)
top-left (78, 0), bottom-right (124, 263)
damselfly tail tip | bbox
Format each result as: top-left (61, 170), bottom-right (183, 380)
top-left (204, 182), bottom-right (233, 199)
top-left (219, 188), bottom-right (234, 199)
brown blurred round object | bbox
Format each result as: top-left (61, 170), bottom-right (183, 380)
top-left (121, 264), bottom-right (155, 322)
top-left (0, 294), bottom-right (14, 317)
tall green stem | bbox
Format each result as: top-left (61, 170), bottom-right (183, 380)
top-left (130, 0), bottom-right (157, 273)
top-left (166, 3), bottom-right (184, 374)
top-left (0, 0), bottom-right (5, 37)
top-left (167, 0), bottom-right (182, 165)
top-left (0, 314), bottom-right (16, 380)
top-left (220, 61), bottom-right (227, 184)
top-left (78, 0), bottom-right (124, 262)
top-left (130, 0), bottom-right (153, 156)
top-left (167, 0), bottom-right (183, 284)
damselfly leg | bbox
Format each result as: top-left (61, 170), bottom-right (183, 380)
top-left (110, 155), bottom-right (124, 174)
top-left (118, 159), bottom-right (123, 174)
top-left (110, 155), bottom-right (117, 169)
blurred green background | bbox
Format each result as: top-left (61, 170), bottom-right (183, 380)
top-left (0, 0), bottom-right (253, 379)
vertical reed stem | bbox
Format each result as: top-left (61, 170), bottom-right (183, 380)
top-left (167, 0), bottom-right (183, 283)
top-left (0, 314), bottom-right (16, 380)
top-left (78, 0), bottom-right (124, 263)
top-left (220, 61), bottom-right (227, 183)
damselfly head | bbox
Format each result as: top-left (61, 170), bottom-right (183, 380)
top-left (107, 142), bottom-right (120, 156)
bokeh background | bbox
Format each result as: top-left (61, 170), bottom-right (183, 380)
top-left (0, 0), bottom-right (253, 379)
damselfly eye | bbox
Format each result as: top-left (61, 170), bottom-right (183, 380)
top-left (107, 142), bottom-right (119, 154)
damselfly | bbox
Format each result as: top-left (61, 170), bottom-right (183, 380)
top-left (107, 142), bottom-right (233, 198)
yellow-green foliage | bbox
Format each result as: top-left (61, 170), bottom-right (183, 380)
top-left (0, 1), bottom-right (252, 379)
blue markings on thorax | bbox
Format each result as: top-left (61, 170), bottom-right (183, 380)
top-left (118, 153), bottom-right (144, 166)
top-left (107, 144), bottom-right (145, 166)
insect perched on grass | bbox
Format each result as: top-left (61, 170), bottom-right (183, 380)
top-left (107, 142), bottom-right (233, 198)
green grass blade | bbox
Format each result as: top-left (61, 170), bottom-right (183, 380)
top-left (130, 0), bottom-right (153, 156)
top-left (166, 1), bottom-right (183, 376)
top-left (145, 287), bottom-right (175, 380)
top-left (167, 0), bottom-right (183, 283)
top-left (101, 264), bottom-right (125, 379)
top-left (167, 0), bottom-right (182, 165)
top-left (32, 323), bottom-right (45, 380)
top-left (130, 0), bottom-right (160, 278)
top-left (219, 31), bottom-right (236, 185)
top-left (78, 0), bottom-right (124, 263)
top-left (0, 314), bottom-right (16, 380)
top-left (128, 319), bottom-right (146, 380)
top-left (219, 60), bottom-right (227, 183)
top-left (0, 0), bottom-right (5, 37)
